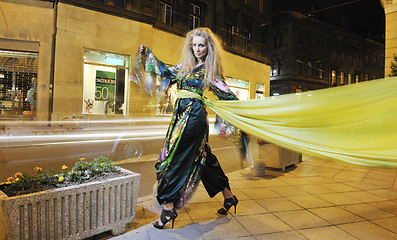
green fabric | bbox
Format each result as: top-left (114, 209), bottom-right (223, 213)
top-left (206, 77), bottom-right (397, 168)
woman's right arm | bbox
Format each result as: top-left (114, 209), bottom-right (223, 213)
top-left (138, 45), bottom-right (179, 84)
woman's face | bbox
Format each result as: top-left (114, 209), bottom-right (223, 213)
top-left (192, 36), bottom-right (208, 62)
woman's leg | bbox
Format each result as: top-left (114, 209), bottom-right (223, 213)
top-left (221, 188), bottom-right (234, 199)
top-left (201, 144), bottom-right (231, 198)
top-left (201, 145), bottom-right (239, 214)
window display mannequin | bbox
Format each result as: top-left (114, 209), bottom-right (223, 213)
top-left (26, 77), bottom-right (37, 113)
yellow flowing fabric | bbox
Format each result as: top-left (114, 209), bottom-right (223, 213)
top-left (206, 77), bottom-right (397, 168)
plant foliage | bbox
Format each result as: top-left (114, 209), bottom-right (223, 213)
top-left (1, 156), bottom-right (119, 197)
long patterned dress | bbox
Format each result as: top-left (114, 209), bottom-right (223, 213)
top-left (142, 50), bottom-right (239, 209)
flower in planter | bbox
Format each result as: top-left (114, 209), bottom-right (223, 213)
top-left (14, 172), bottom-right (22, 178)
top-left (58, 176), bottom-right (64, 183)
top-left (1, 156), bottom-right (119, 197)
top-left (257, 139), bottom-right (268, 145)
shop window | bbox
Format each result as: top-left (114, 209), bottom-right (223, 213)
top-left (83, 50), bottom-right (129, 115)
top-left (255, 83), bottom-right (264, 99)
top-left (0, 50), bottom-right (38, 116)
top-left (225, 77), bottom-right (249, 100)
top-left (160, 0), bottom-right (173, 26)
top-left (189, 3), bottom-right (200, 30)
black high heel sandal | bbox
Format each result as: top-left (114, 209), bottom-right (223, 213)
top-left (153, 208), bottom-right (178, 229)
top-left (217, 195), bottom-right (238, 215)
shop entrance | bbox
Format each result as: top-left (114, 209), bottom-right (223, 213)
top-left (0, 50), bottom-right (38, 118)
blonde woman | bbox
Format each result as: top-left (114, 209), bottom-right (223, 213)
top-left (138, 28), bottom-right (239, 229)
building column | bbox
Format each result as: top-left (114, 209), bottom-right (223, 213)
top-left (382, 0), bottom-right (397, 76)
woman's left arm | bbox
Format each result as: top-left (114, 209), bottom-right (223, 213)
top-left (209, 76), bottom-right (238, 100)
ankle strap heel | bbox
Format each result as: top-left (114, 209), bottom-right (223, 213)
top-left (217, 196), bottom-right (238, 215)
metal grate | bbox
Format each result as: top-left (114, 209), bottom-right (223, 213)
top-left (0, 49), bottom-right (38, 116)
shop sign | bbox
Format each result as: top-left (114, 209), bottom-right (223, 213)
top-left (95, 70), bottom-right (115, 101)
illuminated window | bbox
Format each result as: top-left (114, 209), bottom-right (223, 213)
top-left (83, 50), bottom-right (129, 115)
top-left (331, 70), bottom-right (336, 85)
top-left (0, 49), bottom-right (38, 116)
top-left (256, 83), bottom-right (264, 99)
top-left (226, 77), bottom-right (250, 100)
top-left (272, 64), bottom-right (277, 76)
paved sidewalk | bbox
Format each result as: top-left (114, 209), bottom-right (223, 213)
top-left (105, 155), bottom-right (397, 240)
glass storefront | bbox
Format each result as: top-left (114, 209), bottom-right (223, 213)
top-left (226, 77), bottom-right (250, 100)
top-left (83, 50), bottom-right (129, 115)
top-left (0, 50), bottom-right (38, 117)
top-left (256, 83), bottom-right (264, 99)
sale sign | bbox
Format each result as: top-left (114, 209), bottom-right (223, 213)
top-left (95, 70), bottom-right (115, 101)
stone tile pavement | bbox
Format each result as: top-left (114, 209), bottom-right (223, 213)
top-left (97, 155), bottom-right (397, 240)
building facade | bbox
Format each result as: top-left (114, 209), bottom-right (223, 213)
top-left (0, 0), bottom-right (271, 121)
top-left (266, 9), bottom-right (385, 95)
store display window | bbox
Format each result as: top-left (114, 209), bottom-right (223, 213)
top-left (0, 50), bottom-right (38, 116)
top-left (256, 83), bottom-right (264, 99)
top-left (225, 77), bottom-right (250, 100)
top-left (83, 50), bottom-right (129, 115)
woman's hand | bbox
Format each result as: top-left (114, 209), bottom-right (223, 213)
top-left (138, 45), bottom-right (145, 54)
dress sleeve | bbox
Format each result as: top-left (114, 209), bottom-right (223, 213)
top-left (210, 76), bottom-right (249, 160)
top-left (209, 76), bottom-right (238, 100)
top-left (131, 47), bottom-right (180, 95)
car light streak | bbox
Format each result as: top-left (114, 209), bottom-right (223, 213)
top-left (0, 127), bottom-right (218, 147)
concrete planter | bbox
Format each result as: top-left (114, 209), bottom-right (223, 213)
top-left (0, 167), bottom-right (140, 240)
top-left (259, 144), bottom-right (301, 171)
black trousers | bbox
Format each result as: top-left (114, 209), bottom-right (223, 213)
top-left (201, 144), bottom-right (230, 198)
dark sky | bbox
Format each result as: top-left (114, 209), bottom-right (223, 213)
top-left (333, 0), bottom-right (385, 34)
top-left (273, 0), bottom-right (385, 36)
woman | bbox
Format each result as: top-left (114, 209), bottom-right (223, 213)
top-left (138, 28), bottom-right (240, 229)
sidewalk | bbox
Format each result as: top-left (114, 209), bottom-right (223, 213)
top-left (107, 155), bottom-right (397, 240)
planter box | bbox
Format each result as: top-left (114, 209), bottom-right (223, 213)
top-left (259, 144), bottom-right (301, 171)
top-left (0, 167), bottom-right (140, 240)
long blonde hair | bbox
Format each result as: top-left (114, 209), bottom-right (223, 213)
top-left (178, 28), bottom-right (225, 87)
